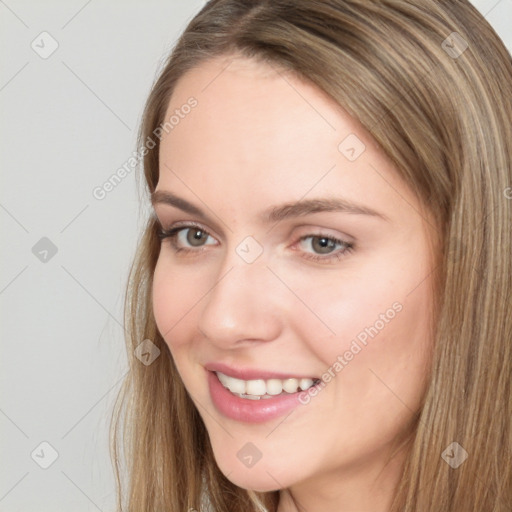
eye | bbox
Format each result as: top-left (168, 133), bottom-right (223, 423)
top-left (157, 223), bottom-right (217, 253)
top-left (295, 234), bottom-right (354, 263)
top-left (157, 222), bottom-right (354, 264)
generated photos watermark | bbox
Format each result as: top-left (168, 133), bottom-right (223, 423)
top-left (92, 97), bottom-right (198, 201)
top-left (298, 301), bottom-right (403, 405)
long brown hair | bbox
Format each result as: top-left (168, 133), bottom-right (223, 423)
top-left (110, 1), bottom-right (512, 510)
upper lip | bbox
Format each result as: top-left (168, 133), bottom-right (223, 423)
top-left (204, 362), bottom-right (318, 381)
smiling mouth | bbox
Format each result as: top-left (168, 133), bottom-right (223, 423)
top-left (215, 370), bottom-right (321, 400)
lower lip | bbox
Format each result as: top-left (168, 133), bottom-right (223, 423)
top-left (207, 369), bottom-right (317, 423)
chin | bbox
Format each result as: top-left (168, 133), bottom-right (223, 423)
top-left (216, 459), bottom-right (290, 492)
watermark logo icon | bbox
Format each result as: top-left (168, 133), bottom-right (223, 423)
top-left (237, 442), bottom-right (262, 468)
top-left (134, 339), bottom-right (161, 366)
top-left (31, 441), bottom-right (59, 469)
top-left (338, 134), bottom-right (366, 162)
top-left (441, 441), bottom-right (468, 468)
top-left (236, 236), bottom-right (263, 264)
top-left (31, 31), bottom-right (59, 59)
top-left (32, 237), bottom-right (58, 263)
top-left (442, 32), bottom-right (468, 59)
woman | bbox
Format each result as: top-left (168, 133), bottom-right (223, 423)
top-left (110, 1), bottom-right (512, 510)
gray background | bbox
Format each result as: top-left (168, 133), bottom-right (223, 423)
top-left (1, 1), bottom-right (510, 510)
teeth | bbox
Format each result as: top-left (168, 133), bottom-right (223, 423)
top-left (301, 378), bottom-right (316, 390)
top-left (216, 371), bottom-right (318, 398)
top-left (217, 371), bottom-right (246, 394)
top-left (266, 379), bottom-right (283, 395)
top-left (246, 379), bottom-right (266, 395)
top-left (283, 378), bottom-right (299, 393)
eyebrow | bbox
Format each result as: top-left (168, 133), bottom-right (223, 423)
top-left (151, 190), bottom-right (389, 224)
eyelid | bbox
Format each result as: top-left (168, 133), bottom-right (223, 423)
top-left (292, 225), bottom-right (355, 244)
top-left (158, 219), bottom-right (218, 239)
top-left (157, 218), bottom-right (353, 244)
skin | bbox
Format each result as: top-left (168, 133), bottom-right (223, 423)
top-left (152, 54), bottom-right (438, 512)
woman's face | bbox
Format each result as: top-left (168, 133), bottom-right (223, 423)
top-left (152, 55), bottom-right (437, 502)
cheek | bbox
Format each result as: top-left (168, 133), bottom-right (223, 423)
top-left (152, 257), bottom-right (201, 349)
top-left (287, 272), bottom-right (433, 463)
top-left (289, 259), bottom-right (434, 398)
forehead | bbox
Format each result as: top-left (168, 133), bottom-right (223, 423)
top-left (156, 55), bottom-right (428, 232)
top-left (162, 55), bottom-right (348, 157)
top-left (161, 56), bottom-right (355, 179)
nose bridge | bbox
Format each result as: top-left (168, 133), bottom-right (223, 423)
top-left (210, 234), bottom-right (272, 302)
top-left (197, 241), bottom-right (282, 344)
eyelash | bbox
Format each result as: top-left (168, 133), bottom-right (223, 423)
top-left (156, 222), bottom-right (354, 263)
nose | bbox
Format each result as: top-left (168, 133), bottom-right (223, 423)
top-left (197, 252), bottom-right (283, 349)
